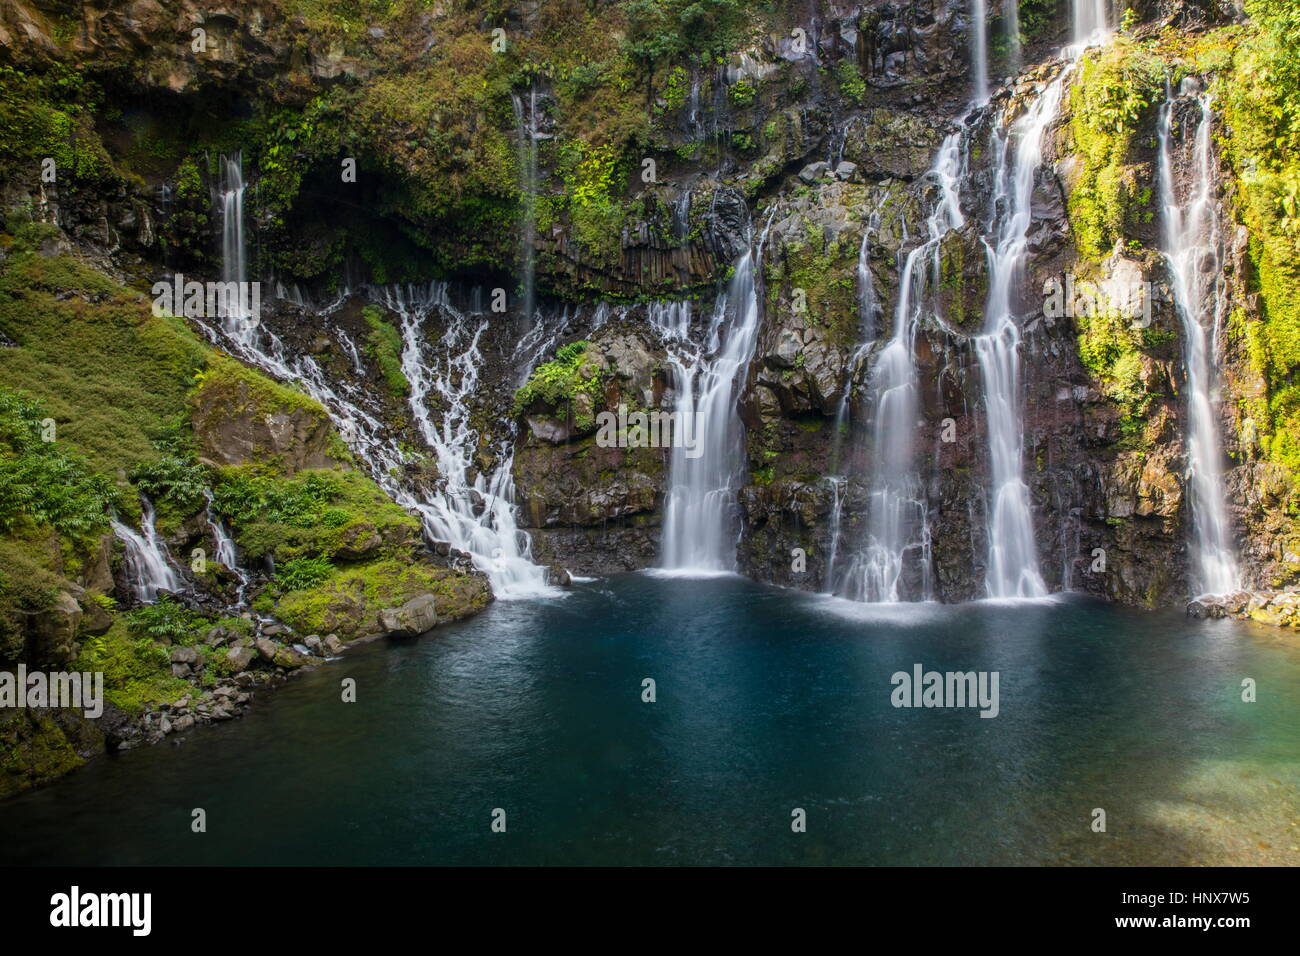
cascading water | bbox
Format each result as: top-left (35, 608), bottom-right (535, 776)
top-left (218, 154), bottom-right (257, 342)
top-left (973, 77), bottom-right (1064, 599)
top-left (1003, 0), bottom-right (1021, 75)
top-left (969, 1), bottom-right (1110, 598)
top-left (380, 284), bottom-right (557, 597)
top-left (204, 490), bottom-right (248, 605)
top-left (112, 498), bottom-right (182, 603)
top-left (202, 158), bottom-right (560, 598)
top-left (834, 133), bottom-right (964, 602)
top-left (1072, 0), bottom-right (1111, 48)
top-left (656, 216), bottom-right (774, 572)
top-left (1157, 84), bottom-right (1240, 596)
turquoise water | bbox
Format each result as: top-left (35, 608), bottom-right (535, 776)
top-left (1, 574), bottom-right (1297, 865)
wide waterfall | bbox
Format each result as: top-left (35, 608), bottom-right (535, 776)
top-left (112, 497), bottom-right (182, 603)
top-left (1157, 85), bottom-right (1241, 597)
top-left (381, 284), bottom-right (557, 597)
top-left (657, 218), bottom-right (773, 572)
top-left (202, 160), bottom-right (558, 597)
top-left (833, 133), bottom-right (964, 602)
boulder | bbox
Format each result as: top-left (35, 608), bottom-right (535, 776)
top-left (378, 593), bottom-right (439, 638)
top-left (225, 645), bottom-right (255, 673)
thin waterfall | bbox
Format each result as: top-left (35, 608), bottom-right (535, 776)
top-left (970, 0), bottom-right (1109, 598)
top-left (974, 78), bottom-right (1065, 599)
top-left (656, 215), bottom-right (774, 572)
top-left (204, 490), bottom-right (248, 606)
top-left (972, 0), bottom-right (989, 102)
top-left (511, 88), bottom-right (539, 325)
top-left (1157, 84), bottom-right (1240, 596)
top-left (1004, 0), bottom-right (1021, 75)
top-left (218, 153), bottom-right (258, 343)
top-left (112, 497), bottom-right (182, 603)
top-left (836, 133), bottom-right (964, 602)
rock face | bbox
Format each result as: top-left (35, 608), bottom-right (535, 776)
top-left (191, 374), bottom-right (341, 474)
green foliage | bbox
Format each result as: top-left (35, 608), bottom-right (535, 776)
top-left (834, 60), bottom-right (866, 104)
top-left (0, 65), bottom-right (113, 184)
top-left (361, 305), bottom-right (410, 396)
top-left (213, 469), bottom-right (343, 527)
top-left (728, 78), bottom-right (757, 108)
top-left (624, 0), bottom-right (751, 70)
top-left (212, 466), bottom-right (417, 562)
top-left (130, 454), bottom-right (209, 516)
top-left (125, 596), bottom-right (204, 645)
top-left (514, 341), bottom-right (605, 425)
top-left (0, 388), bottom-right (118, 542)
top-left (1215, 7), bottom-right (1300, 476)
top-left (275, 555), bottom-right (336, 591)
top-left (73, 620), bottom-right (190, 713)
top-left (1067, 38), bottom-right (1163, 262)
top-left (1074, 285), bottom-right (1157, 441)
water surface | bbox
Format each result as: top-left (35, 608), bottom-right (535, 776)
top-left (1, 575), bottom-right (1296, 865)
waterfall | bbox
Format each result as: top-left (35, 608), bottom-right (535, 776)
top-left (656, 215), bottom-right (774, 572)
top-left (973, 76), bottom-right (1067, 599)
top-left (218, 153), bottom-right (257, 343)
top-left (203, 159), bottom-right (559, 598)
top-left (1157, 85), bottom-right (1241, 597)
top-left (972, 0), bottom-right (989, 102)
top-left (380, 284), bottom-right (557, 597)
top-left (1072, 0), bottom-right (1111, 48)
top-left (194, 280), bottom-right (558, 598)
top-left (835, 133), bottom-right (964, 602)
top-left (112, 498), bottom-right (183, 603)
top-left (1004, 0), bottom-right (1021, 75)
top-left (511, 88), bottom-right (539, 325)
top-left (204, 490), bottom-right (248, 606)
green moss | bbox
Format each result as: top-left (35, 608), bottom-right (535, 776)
top-left (0, 710), bottom-right (86, 799)
top-left (361, 305), bottom-right (410, 396)
top-left (764, 221), bottom-right (861, 347)
top-left (213, 466), bottom-right (418, 563)
top-left (0, 242), bottom-right (208, 476)
top-left (514, 341), bottom-right (605, 428)
top-left (273, 557), bottom-right (490, 639)
top-left (73, 620), bottom-right (191, 714)
top-left (1066, 38), bottom-right (1163, 262)
top-left (1214, 9), bottom-right (1300, 482)
top-left (1074, 282), bottom-right (1157, 441)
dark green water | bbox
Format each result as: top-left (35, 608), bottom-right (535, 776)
top-left (1, 575), bottom-right (1297, 865)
